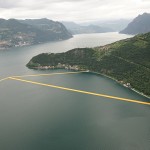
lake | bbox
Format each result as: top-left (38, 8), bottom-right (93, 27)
top-left (0, 32), bottom-right (150, 150)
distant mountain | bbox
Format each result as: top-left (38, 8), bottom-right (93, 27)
top-left (0, 18), bottom-right (72, 49)
top-left (27, 32), bottom-right (150, 96)
top-left (120, 13), bottom-right (150, 35)
top-left (83, 25), bottom-right (114, 33)
top-left (80, 19), bottom-right (131, 31)
top-left (61, 21), bottom-right (113, 34)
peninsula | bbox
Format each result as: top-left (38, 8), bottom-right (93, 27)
top-left (27, 32), bottom-right (150, 97)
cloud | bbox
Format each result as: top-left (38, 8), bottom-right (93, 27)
top-left (0, 0), bottom-right (20, 8)
top-left (0, 0), bottom-right (150, 22)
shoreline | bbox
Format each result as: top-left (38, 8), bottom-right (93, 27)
top-left (27, 66), bottom-right (150, 99)
top-left (0, 37), bottom-right (73, 50)
top-left (87, 70), bottom-right (150, 99)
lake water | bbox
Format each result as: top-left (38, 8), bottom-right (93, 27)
top-left (0, 32), bottom-right (150, 150)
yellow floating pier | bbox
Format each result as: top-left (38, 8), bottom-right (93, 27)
top-left (0, 71), bottom-right (150, 106)
top-left (9, 76), bottom-right (150, 106)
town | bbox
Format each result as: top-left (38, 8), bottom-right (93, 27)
top-left (33, 63), bottom-right (80, 71)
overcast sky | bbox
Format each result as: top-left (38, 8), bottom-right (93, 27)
top-left (0, 0), bottom-right (150, 22)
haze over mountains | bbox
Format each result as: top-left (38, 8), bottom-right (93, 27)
top-left (61, 21), bottom-right (114, 35)
top-left (61, 19), bottom-right (131, 35)
top-left (79, 19), bottom-right (131, 31)
top-left (62, 13), bottom-right (150, 35)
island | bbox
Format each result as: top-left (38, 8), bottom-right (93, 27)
top-left (27, 32), bottom-right (150, 97)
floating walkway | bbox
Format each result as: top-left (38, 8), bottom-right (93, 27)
top-left (0, 71), bottom-right (150, 106)
top-left (0, 77), bottom-right (9, 82)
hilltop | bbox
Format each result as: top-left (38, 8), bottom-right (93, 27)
top-left (27, 32), bottom-right (150, 96)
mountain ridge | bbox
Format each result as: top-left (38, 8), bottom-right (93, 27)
top-left (120, 13), bottom-right (150, 34)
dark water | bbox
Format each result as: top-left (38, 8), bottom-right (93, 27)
top-left (0, 33), bottom-right (150, 150)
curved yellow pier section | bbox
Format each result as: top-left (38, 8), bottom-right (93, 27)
top-left (0, 77), bottom-right (9, 82)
